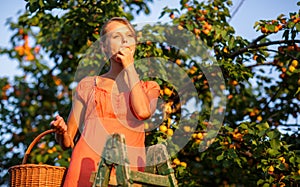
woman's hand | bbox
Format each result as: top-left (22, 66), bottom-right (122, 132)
top-left (50, 115), bottom-right (67, 134)
top-left (115, 47), bottom-right (134, 68)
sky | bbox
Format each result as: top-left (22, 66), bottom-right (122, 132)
top-left (0, 0), bottom-right (299, 78)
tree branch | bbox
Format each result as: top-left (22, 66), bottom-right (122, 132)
top-left (228, 37), bottom-right (300, 58)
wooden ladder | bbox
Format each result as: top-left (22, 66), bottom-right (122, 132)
top-left (90, 133), bottom-right (178, 187)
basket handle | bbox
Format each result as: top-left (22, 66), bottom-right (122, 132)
top-left (22, 129), bottom-right (56, 164)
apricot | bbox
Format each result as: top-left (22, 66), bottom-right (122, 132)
top-left (159, 125), bottom-right (168, 132)
top-left (167, 128), bottom-right (174, 136)
top-left (291, 59), bottom-right (298, 67)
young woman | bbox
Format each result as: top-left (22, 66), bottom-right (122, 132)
top-left (51, 17), bottom-right (160, 186)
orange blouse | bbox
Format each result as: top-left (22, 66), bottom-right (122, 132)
top-left (63, 76), bottom-right (160, 187)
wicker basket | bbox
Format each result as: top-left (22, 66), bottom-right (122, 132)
top-left (9, 129), bottom-right (67, 187)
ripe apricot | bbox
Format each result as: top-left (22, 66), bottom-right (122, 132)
top-left (93, 28), bottom-right (99, 35)
top-left (183, 125), bottom-right (191, 132)
top-left (146, 40), bottom-right (152, 45)
top-left (279, 73), bottom-right (285, 79)
top-left (164, 87), bottom-right (173, 96)
top-left (253, 55), bottom-right (258, 61)
top-left (18, 29), bottom-right (24, 35)
top-left (25, 54), bottom-right (35, 61)
top-left (219, 84), bottom-right (226, 90)
top-left (223, 47), bottom-right (229, 54)
top-left (293, 17), bottom-right (300, 23)
top-left (291, 59), bottom-right (298, 67)
top-left (197, 15), bottom-right (205, 21)
top-left (173, 158), bottom-right (181, 165)
top-left (229, 144), bottom-right (236, 149)
top-left (202, 29), bottom-right (210, 35)
top-left (192, 133), bottom-right (197, 139)
top-left (194, 28), bottom-right (201, 35)
top-left (38, 142), bottom-right (46, 149)
top-left (159, 125), bottom-right (168, 132)
top-left (256, 116), bottom-right (262, 122)
top-left (280, 18), bottom-right (287, 24)
top-left (288, 65), bottom-right (295, 72)
top-left (53, 76), bottom-right (62, 86)
top-left (231, 80), bottom-right (238, 86)
top-left (187, 7), bottom-right (193, 11)
top-left (227, 94), bottom-right (233, 99)
top-left (197, 132), bottom-right (203, 139)
top-left (287, 45), bottom-right (295, 51)
top-left (249, 111), bottom-right (256, 117)
top-left (169, 13), bottom-right (175, 19)
top-left (275, 24), bottom-right (283, 31)
top-left (199, 9), bottom-right (207, 15)
top-left (2, 84), bottom-right (11, 91)
top-left (175, 59), bottom-right (181, 65)
top-left (177, 25), bottom-right (184, 30)
top-left (195, 157), bottom-right (201, 162)
top-left (261, 27), bottom-right (268, 33)
top-left (34, 46), bottom-right (40, 53)
top-left (87, 39), bottom-right (92, 47)
top-left (279, 157), bottom-right (286, 163)
top-left (167, 128), bottom-right (174, 136)
top-left (180, 162), bottom-right (187, 167)
top-left (15, 46), bottom-right (25, 56)
top-left (203, 23), bottom-right (212, 31)
top-left (189, 66), bottom-right (198, 74)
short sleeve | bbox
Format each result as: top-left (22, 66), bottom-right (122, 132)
top-left (75, 76), bottom-right (95, 104)
top-left (141, 80), bottom-right (160, 99)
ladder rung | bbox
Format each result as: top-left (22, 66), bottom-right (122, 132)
top-left (130, 170), bottom-right (171, 187)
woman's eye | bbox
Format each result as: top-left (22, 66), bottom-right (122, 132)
top-left (112, 35), bottom-right (120, 39)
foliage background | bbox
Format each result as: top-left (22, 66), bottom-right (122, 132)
top-left (0, 0), bottom-right (300, 186)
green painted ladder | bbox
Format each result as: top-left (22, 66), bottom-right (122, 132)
top-left (90, 133), bottom-right (178, 187)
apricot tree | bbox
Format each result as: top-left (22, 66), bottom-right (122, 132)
top-left (0, 0), bottom-right (299, 186)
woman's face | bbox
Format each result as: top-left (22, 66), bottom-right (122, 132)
top-left (103, 21), bottom-right (136, 60)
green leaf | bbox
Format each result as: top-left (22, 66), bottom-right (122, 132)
top-left (289, 156), bottom-right (295, 165)
top-left (267, 148), bottom-right (280, 156)
top-left (267, 130), bottom-right (280, 139)
top-left (36, 154), bottom-right (42, 163)
top-left (38, 0), bottom-right (44, 8)
top-left (263, 183), bottom-right (270, 187)
top-left (43, 154), bottom-right (49, 163)
top-left (296, 23), bottom-right (300, 32)
top-left (257, 179), bottom-right (265, 186)
top-left (239, 123), bottom-right (248, 130)
top-left (276, 163), bottom-right (286, 170)
top-left (234, 157), bottom-right (242, 168)
top-left (216, 152), bottom-right (224, 161)
top-left (270, 138), bottom-right (281, 150)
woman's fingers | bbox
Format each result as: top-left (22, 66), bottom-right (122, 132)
top-left (115, 52), bottom-right (134, 68)
top-left (50, 115), bottom-right (67, 134)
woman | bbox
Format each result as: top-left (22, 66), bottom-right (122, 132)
top-left (51, 17), bottom-right (160, 186)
